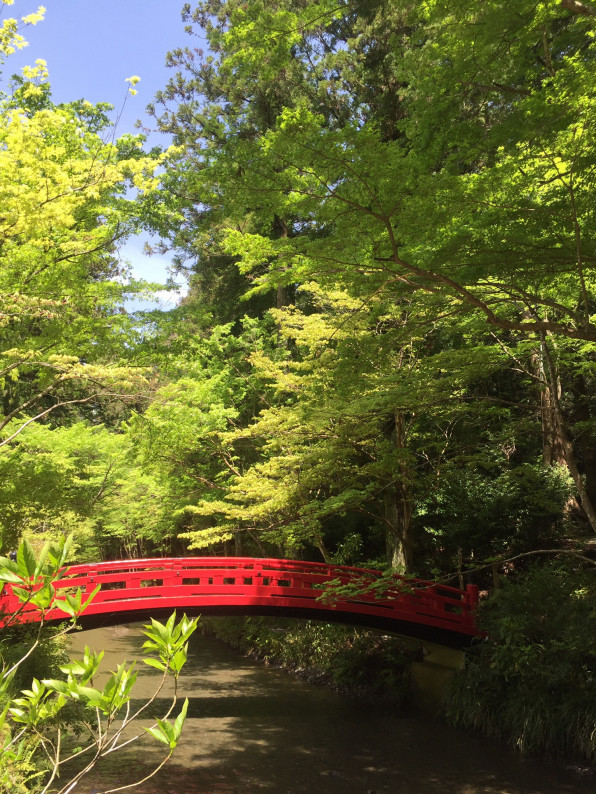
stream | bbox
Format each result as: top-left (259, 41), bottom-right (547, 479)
top-left (63, 623), bottom-right (594, 794)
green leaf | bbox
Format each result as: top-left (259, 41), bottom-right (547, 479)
top-left (170, 646), bottom-right (187, 674)
top-left (0, 568), bottom-right (23, 584)
top-left (142, 658), bottom-right (167, 672)
top-left (17, 539), bottom-right (37, 578)
top-left (81, 584), bottom-right (100, 611)
top-left (173, 697), bottom-right (189, 740)
top-left (145, 724), bottom-right (171, 746)
top-left (42, 679), bottom-right (68, 694)
top-left (11, 586), bottom-right (32, 602)
top-left (155, 717), bottom-right (176, 746)
top-left (34, 541), bottom-right (50, 577)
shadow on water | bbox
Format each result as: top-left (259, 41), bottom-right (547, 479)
top-left (63, 623), bottom-right (594, 794)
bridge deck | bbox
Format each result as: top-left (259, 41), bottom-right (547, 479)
top-left (0, 557), bottom-right (479, 648)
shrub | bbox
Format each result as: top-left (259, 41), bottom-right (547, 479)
top-left (446, 563), bottom-right (596, 762)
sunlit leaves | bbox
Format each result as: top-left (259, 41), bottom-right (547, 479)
top-left (0, 79), bottom-right (168, 455)
top-left (145, 698), bottom-right (188, 750)
top-left (9, 678), bottom-right (66, 725)
top-left (0, 534), bottom-right (92, 619)
top-left (141, 612), bottom-right (199, 675)
top-left (1, 540), bottom-right (197, 788)
top-left (125, 74), bottom-right (141, 95)
top-left (0, 4), bottom-right (45, 61)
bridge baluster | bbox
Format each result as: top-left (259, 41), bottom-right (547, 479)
top-left (0, 557), bottom-right (480, 647)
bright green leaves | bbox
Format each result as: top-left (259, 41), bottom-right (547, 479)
top-left (0, 82), bottom-right (167, 457)
top-left (64, 662), bottom-right (138, 715)
top-left (136, 0), bottom-right (596, 570)
top-left (8, 678), bottom-right (66, 726)
top-left (142, 612), bottom-right (199, 675)
top-left (221, 0), bottom-right (346, 82)
top-left (222, 4), bottom-right (307, 83)
top-left (1, 613), bottom-right (197, 792)
top-left (58, 645), bottom-right (103, 684)
top-left (125, 74), bottom-right (141, 95)
top-left (54, 585), bottom-right (101, 620)
top-left (391, 0), bottom-right (596, 338)
top-left (0, 534), bottom-right (102, 626)
top-left (0, 564), bottom-right (21, 585)
top-left (0, 535), bottom-right (77, 616)
top-left (0, 421), bottom-right (129, 552)
top-left (39, 615), bottom-right (197, 726)
top-left (145, 697), bottom-right (189, 750)
top-left (0, 4), bottom-right (45, 61)
top-left (223, 230), bottom-right (279, 277)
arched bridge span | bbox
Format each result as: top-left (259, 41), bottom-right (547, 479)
top-left (0, 557), bottom-right (479, 648)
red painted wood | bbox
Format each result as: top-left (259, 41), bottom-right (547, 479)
top-left (0, 557), bottom-right (479, 646)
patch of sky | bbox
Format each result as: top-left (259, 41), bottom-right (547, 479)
top-left (3, 0), bottom-right (199, 147)
top-left (5, 1), bottom-right (205, 312)
top-left (118, 234), bottom-right (188, 313)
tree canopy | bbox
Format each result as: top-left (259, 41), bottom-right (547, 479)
top-left (2, 0), bottom-right (596, 575)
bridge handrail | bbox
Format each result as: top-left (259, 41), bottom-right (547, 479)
top-left (57, 557), bottom-right (476, 600)
top-left (0, 557), bottom-right (479, 643)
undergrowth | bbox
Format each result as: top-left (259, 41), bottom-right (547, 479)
top-left (200, 616), bottom-right (417, 705)
top-left (445, 563), bottom-right (596, 764)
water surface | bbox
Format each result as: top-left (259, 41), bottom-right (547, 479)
top-left (64, 623), bottom-right (593, 794)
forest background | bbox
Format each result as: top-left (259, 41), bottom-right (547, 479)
top-left (0, 0), bottom-right (596, 780)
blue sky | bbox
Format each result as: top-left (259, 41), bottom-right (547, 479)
top-left (5, 1), bottom-right (204, 308)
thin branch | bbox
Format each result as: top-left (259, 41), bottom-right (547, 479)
top-left (102, 750), bottom-right (174, 794)
top-left (440, 547), bottom-right (596, 587)
top-left (0, 395), bottom-right (98, 447)
top-left (0, 375), bottom-right (69, 432)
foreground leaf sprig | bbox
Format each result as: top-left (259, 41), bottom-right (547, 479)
top-left (0, 536), bottom-right (199, 793)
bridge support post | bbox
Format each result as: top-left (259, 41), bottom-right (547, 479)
top-left (409, 643), bottom-right (465, 712)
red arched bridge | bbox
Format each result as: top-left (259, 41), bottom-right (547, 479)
top-left (0, 557), bottom-right (479, 648)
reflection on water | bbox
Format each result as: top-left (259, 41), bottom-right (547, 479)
top-left (64, 623), bottom-right (593, 794)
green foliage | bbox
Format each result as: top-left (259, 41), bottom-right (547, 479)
top-left (0, 43), bottom-right (174, 551)
top-left (0, 534), bottom-right (92, 619)
top-left (1, 1), bottom-right (596, 775)
top-left (329, 632), bottom-right (412, 702)
top-left (141, 0), bottom-right (596, 571)
top-left (0, 422), bottom-right (122, 553)
top-left (142, 612), bottom-right (199, 675)
top-left (417, 462), bottom-right (574, 570)
top-left (0, 18), bottom-right (179, 559)
top-left (0, 625), bottom-right (69, 695)
top-left (145, 698), bottom-right (189, 750)
top-left (446, 563), bottom-right (596, 761)
top-left (0, 3), bottom-right (45, 65)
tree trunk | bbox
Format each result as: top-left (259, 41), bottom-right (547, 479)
top-left (569, 373), bottom-right (596, 511)
top-left (273, 214), bottom-right (288, 311)
top-left (539, 336), bottom-right (596, 533)
top-left (384, 412), bottom-right (414, 571)
top-left (315, 535), bottom-right (332, 564)
top-left (385, 485), bottom-right (414, 570)
top-left (531, 343), bottom-right (566, 467)
top-left (249, 531), bottom-right (267, 556)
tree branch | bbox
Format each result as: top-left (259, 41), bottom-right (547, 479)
top-left (561, 0), bottom-right (596, 16)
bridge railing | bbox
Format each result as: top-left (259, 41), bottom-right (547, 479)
top-left (0, 557), bottom-right (479, 642)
